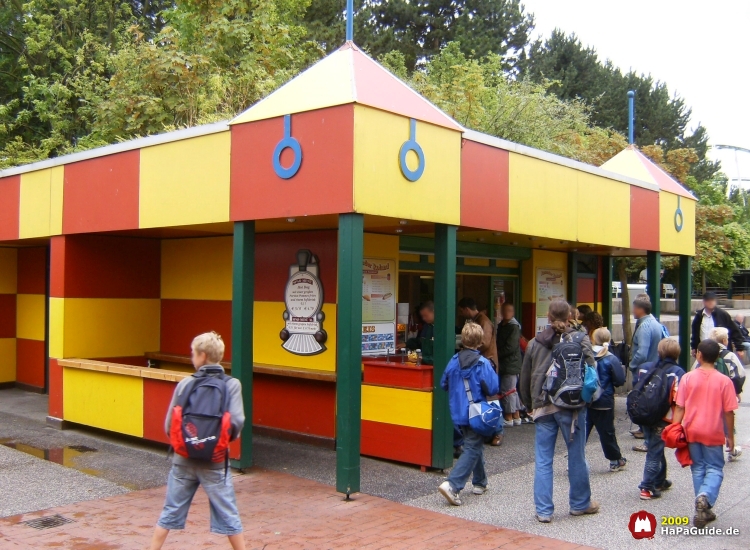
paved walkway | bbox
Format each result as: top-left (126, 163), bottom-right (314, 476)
top-left (0, 468), bottom-right (595, 550)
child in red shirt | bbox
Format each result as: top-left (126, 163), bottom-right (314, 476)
top-left (673, 339), bottom-right (738, 528)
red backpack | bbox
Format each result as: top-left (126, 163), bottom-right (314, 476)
top-left (169, 367), bottom-right (232, 463)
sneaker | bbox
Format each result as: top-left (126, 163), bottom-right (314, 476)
top-left (640, 489), bottom-right (662, 500)
top-left (570, 501), bottom-right (600, 516)
top-left (472, 485), bottom-right (488, 495)
top-left (453, 446), bottom-right (463, 459)
top-left (491, 434), bottom-right (504, 446)
top-left (438, 481), bottom-right (462, 506)
top-left (609, 458), bottom-right (627, 472)
top-left (656, 480), bottom-right (672, 491)
top-left (728, 447), bottom-right (742, 462)
top-left (503, 419), bottom-right (514, 427)
top-left (513, 418), bottom-right (522, 426)
top-left (536, 514), bottom-right (552, 523)
top-left (694, 495), bottom-right (716, 527)
top-left (631, 431), bottom-right (645, 439)
top-left (522, 417), bottom-right (533, 424)
top-left (632, 443), bottom-right (648, 452)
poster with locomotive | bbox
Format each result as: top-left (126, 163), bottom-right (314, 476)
top-left (280, 250), bottom-right (327, 355)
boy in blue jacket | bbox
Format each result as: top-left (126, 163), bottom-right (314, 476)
top-left (438, 322), bottom-right (500, 506)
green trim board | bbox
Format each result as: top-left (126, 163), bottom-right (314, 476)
top-left (647, 251), bottom-right (662, 320)
top-left (601, 256), bottom-right (613, 330)
top-left (335, 213), bottom-right (364, 495)
top-left (678, 255), bottom-right (692, 370)
top-left (432, 224), bottom-right (457, 469)
top-left (400, 236), bottom-right (532, 261)
top-left (567, 252), bottom-right (578, 305)
top-left (399, 261), bottom-right (518, 276)
top-left (230, 221), bottom-right (255, 470)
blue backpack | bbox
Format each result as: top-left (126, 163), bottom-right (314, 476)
top-left (462, 376), bottom-right (502, 437)
top-left (660, 324), bottom-right (670, 339)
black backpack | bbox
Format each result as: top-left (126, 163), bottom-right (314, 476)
top-left (609, 341), bottom-right (630, 368)
top-left (543, 331), bottom-right (587, 409)
top-left (626, 361), bottom-right (672, 426)
top-left (716, 348), bottom-right (747, 395)
top-left (169, 367), bottom-right (232, 463)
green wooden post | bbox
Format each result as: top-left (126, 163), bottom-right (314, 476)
top-left (567, 251), bottom-right (578, 305)
top-left (601, 256), bottom-right (613, 330)
top-left (231, 221), bottom-right (254, 470)
top-left (679, 255), bottom-right (693, 370)
top-left (647, 251), bottom-right (661, 320)
top-left (433, 224), bottom-right (456, 469)
top-left (336, 213), bottom-right (363, 495)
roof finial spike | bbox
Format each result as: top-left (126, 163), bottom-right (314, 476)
top-left (627, 90), bottom-right (635, 145)
top-left (346, 0), bottom-right (354, 42)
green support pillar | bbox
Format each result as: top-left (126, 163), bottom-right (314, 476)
top-left (567, 252), bottom-right (578, 305)
top-left (231, 221), bottom-right (254, 470)
top-left (678, 255), bottom-right (692, 370)
top-left (336, 213), bottom-right (364, 495)
top-left (432, 224), bottom-right (457, 469)
top-left (601, 256), bottom-right (613, 330)
top-left (647, 251), bottom-right (661, 320)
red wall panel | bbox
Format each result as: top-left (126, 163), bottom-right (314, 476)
top-left (0, 175), bottom-right (20, 241)
top-left (630, 186), bottom-right (660, 251)
top-left (521, 302), bottom-right (536, 340)
top-left (48, 359), bottom-right (63, 418)
top-left (577, 278), bottom-right (595, 304)
top-left (0, 294), bottom-right (15, 338)
top-left (255, 230), bottom-right (337, 303)
top-left (160, 299), bottom-right (232, 360)
top-left (16, 338), bottom-right (45, 388)
top-left (231, 105), bottom-right (354, 221)
top-left (50, 235), bottom-right (160, 298)
top-left (253, 374), bottom-right (335, 438)
top-left (460, 141), bottom-right (509, 232)
top-left (17, 247), bottom-right (47, 294)
top-left (63, 150), bottom-right (140, 234)
top-left (143, 378), bottom-right (175, 444)
top-left (361, 420), bottom-right (431, 466)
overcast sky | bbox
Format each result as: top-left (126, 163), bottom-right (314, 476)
top-left (522, 0), bottom-right (750, 181)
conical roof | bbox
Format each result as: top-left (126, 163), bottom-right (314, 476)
top-left (601, 145), bottom-right (695, 199)
top-left (230, 42), bottom-right (461, 131)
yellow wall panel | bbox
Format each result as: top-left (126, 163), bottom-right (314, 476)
top-left (576, 172), bottom-right (630, 247)
top-left (509, 153), bottom-right (578, 241)
top-left (16, 294), bottom-right (45, 341)
top-left (364, 233), bottom-right (400, 259)
top-left (464, 258), bottom-right (490, 267)
top-left (19, 166), bottom-right (64, 238)
top-left (139, 132), bottom-right (231, 228)
top-left (361, 385), bottom-right (432, 429)
top-left (495, 260), bottom-right (519, 268)
top-left (63, 367), bottom-right (143, 436)
top-left (353, 106), bottom-right (460, 224)
top-left (49, 297), bottom-right (64, 358)
top-left (60, 298), bottom-right (160, 358)
top-left (161, 237), bottom-right (233, 300)
top-left (399, 253), bottom-right (420, 263)
top-left (0, 248), bottom-right (17, 293)
top-left (659, 192), bottom-right (696, 255)
top-left (0, 338), bottom-right (16, 382)
top-left (254, 301), bottom-right (337, 372)
top-left (522, 250), bottom-right (567, 304)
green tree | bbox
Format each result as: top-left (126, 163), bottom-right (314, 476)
top-left (520, 29), bottom-right (720, 181)
top-left (305, 0), bottom-right (534, 72)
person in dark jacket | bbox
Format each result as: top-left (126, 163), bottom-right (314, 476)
top-left (635, 339), bottom-right (686, 500)
top-left (438, 323), bottom-right (500, 506)
top-left (692, 292), bottom-right (745, 357)
top-left (497, 302), bottom-right (523, 426)
top-left (585, 328), bottom-right (627, 472)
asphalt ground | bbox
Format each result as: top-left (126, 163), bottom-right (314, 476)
top-left (1, 388), bottom-right (748, 549)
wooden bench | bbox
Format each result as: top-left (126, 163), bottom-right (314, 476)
top-left (144, 352), bottom-right (337, 382)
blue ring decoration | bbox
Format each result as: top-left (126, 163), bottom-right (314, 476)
top-left (674, 196), bottom-right (684, 232)
top-left (273, 114), bottom-right (302, 179)
top-left (399, 118), bottom-right (425, 182)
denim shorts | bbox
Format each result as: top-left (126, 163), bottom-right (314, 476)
top-left (157, 463), bottom-right (243, 536)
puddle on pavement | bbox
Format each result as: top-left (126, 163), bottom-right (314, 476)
top-left (0, 438), bottom-right (103, 477)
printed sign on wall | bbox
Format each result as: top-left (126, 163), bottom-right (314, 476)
top-left (362, 258), bottom-right (396, 356)
top-left (280, 250), bottom-right (327, 355)
top-left (536, 268), bottom-right (566, 334)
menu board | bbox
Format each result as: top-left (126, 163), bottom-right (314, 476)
top-left (362, 258), bottom-right (396, 356)
top-left (536, 268), bottom-right (565, 333)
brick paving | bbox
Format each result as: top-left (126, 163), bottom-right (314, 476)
top-left (0, 468), bottom-right (598, 550)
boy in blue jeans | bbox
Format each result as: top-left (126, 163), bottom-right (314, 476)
top-left (438, 322), bottom-right (499, 506)
top-left (150, 332), bottom-right (246, 550)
